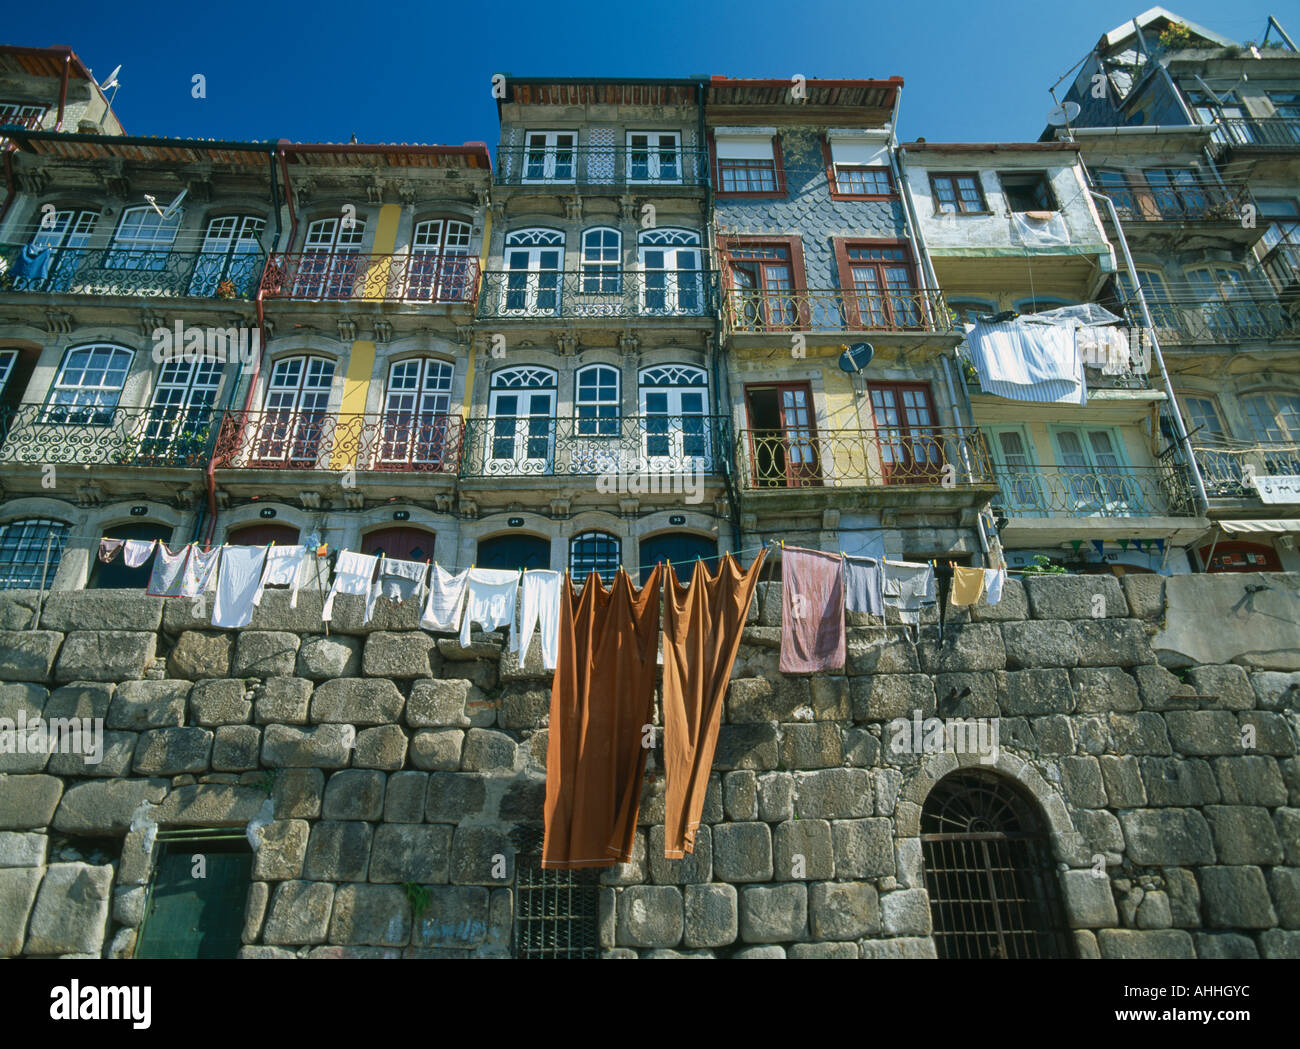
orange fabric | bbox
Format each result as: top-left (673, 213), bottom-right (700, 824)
top-left (662, 550), bottom-right (767, 858)
top-left (542, 566), bottom-right (662, 869)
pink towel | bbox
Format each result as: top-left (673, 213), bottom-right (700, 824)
top-left (779, 546), bottom-right (845, 673)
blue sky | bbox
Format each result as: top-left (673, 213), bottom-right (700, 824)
top-left (6, 0), bottom-right (1288, 145)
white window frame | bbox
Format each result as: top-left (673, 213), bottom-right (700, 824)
top-left (638, 228), bottom-right (703, 316)
top-left (627, 131), bottom-right (682, 184)
top-left (486, 366), bottom-right (557, 474)
top-left (294, 216), bottom-right (367, 299)
top-left (190, 213), bottom-right (266, 296)
top-left (579, 227), bottom-right (621, 296)
top-left (143, 356), bottom-right (223, 451)
top-left (522, 131), bottom-right (578, 184)
top-left (44, 344), bottom-right (133, 424)
top-left (638, 364), bottom-right (710, 471)
top-left (409, 217), bottom-right (473, 301)
top-left (575, 364), bottom-right (621, 436)
top-left (106, 205), bottom-right (181, 271)
top-left (256, 355), bottom-right (337, 465)
top-left (503, 228), bottom-right (565, 316)
top-left (379, 357), bottom-right (455, 467)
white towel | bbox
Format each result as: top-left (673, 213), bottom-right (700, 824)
top-left (123, 539), bottom-right (157, 568)
top-left (253, 545), bottom-right (307, 608)
top-left (984, 566), bottom-right (1007, 606)
top-left (366, 557), bottom-right (428, 624)
top-left (181, 545), bottom-right (220, 598)
top-left (146, 543), bottom-right (189, 597)
top-left (211, 546), bottom-right (270, 628)
top-left (322, 551), bottom-right (377, 622)
top-left (420, 565), bottom-right (469, 632)
top-left (511, 569), bottom-right (562, 669)
top-left (965, 319), bottom-right (1085, 405)
top-left (459, 568), bottom-right (520, 647)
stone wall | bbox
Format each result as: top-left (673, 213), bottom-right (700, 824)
top-left (0, 572), bottom-right (1297, 959)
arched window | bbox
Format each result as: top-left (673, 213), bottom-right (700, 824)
top-left (639, 228), bottom-right (702, 315)
top-left (1242, 392), bottom-right (1300, 480)
top-left (378, 357), bottom-right (456, 469)
top-left (580, 227), bottom-right (621, 294)
top-left (409, 218), bottom-right (473, 302)
top-left (227, 523), bottom-right (300, 547)
top-left (141, 356), bottom-right (223, 464)
top-left (45, 344), bottom-right (133, 424)
top-left (504, 228), bottom-right (564, 315)
top-left (22, 207), bottom-right (96, 292)
top-left (255, 355), bottom-right (335, 466)
top-left (638, 364), bottom-right (710, 470)
top-left (638, 532), bottom-right (716, 584)
top-left (570, 530), bottom-right (620, 584)
top-left (477, 533), bottom-right (550, 572)
top-left (90, 523), bottom-right (172, 589)
top-left (362, 526), bottom-right (436, 562)
top-left (575, 364), bottom-right (620, 437)
top-left (921, 769), bottom-right (1073, 959)
top-left (949, 298), bottom-right (996, 325)
top-left (190, 214), bottom-right (266, 297)
top-left (107, 204), bottom-right (181, 271)
top-left (0, 518), bottom-right (69, 589)
top-left (486, 367), bottom-right (557, 474)
top-left (295, 215), bottom-right (367, 299)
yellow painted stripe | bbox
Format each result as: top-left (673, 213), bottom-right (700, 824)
top-left (360, 203), bottom-right (403, 301)
top-left (331, 339), bottom-right (376, 469)
top-left (463, 207), bottom-right (491, 414)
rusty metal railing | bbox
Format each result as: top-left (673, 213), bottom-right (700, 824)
top-left (723, 287), bottom-right (952, 334)
top-left (260, 252), bottom-right (479, 303)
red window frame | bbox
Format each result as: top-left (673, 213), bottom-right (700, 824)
top-left (866, 381), bottom-right (944, 485)
top-left (718, 235), bottom-right (810, 329)
top-left (823, 138), bottom-right (895, 201)
top-left (929, 171), bottom-right (990, 215)
top-left (743, 381), bottom-right (822, 488)
top-left (709, 132), bottom-right (787, 199)
top-left (832, 238), bottom-right (924, 331)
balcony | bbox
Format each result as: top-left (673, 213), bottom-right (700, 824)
top-left (0, 403), bottom-right (219, 468)
top-left (495, 145), bottom-right (709, 188)
top-left (1130, 299), bottom-right (1300, 345)
top-left (1193, 441), bottom-right (1300, 500)
top-left (260, 252), bottom-right (479, 304)
top-left (0, 244), bottom-right (264, 300)
top-left (1215, 118), bottom-right (1300, 152)
top-left (213, 410), bottom-right (463, 473)
top-left (1263, 236), bottom-right (1300, 299)
top-left (723, 287), bottom-right (953, 338)
top-left (990, 464), bottom-right (1196, 519)
top-left (477, 270), bottom-right (717, 321)
top-left (1096, 177), bottom-right (1256, 229)
top-left (459, 415), bottom-right (731, 480)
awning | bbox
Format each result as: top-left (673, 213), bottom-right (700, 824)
top-left (1218, 519), bottom-right (1300, 535)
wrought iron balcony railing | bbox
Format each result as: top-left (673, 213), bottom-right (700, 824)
top-left (260, 252), bottom-right (479, 304)
top-left (213, 410), bottom-right (463, 473)
top-left (0, 244), bottom-right (265, 299)
top-left (460, 414), bottom-right (731, 480)
top-left (1192, 441), bottom-right (1300, 499)
top-left (1263, 237), bottom-right (1300, 295)
top-left (1128, 299), bottom-right (1300, 344)
top-left (1214, 117), bottom-right (1300, 150)
top-left (737, 427), bottom-right (992, 490)
top-left (1094, 177), bottom-right (1256, 224)
top-left (723, 287), bottom-right (953, 335)
top-left (495, 145), bottom-right (710, 187)
top-left (0, 403), bottom-right (221, 467)
top-left (477, 269), bottom-right (717, 319)
top-left (991, 464), bottom-right (1196, 518)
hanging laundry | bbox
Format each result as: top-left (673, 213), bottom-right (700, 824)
top-left (662, 551), bottom-right (767, 859)
top-left (11, 243), bottom-right (52, 286)
top-left (321, 551), bottom-right (378, 622)
top-left (459, 568), bottom-right (520, 647)
top-left (779, 546), bottom-right (845, 674)
top-left (123, 539), bottom-right (157, 568)
top-left (882, 559), bottom-right (937, 627)
top-left (420, 565), bottom-right (469, 633)
top-left (511, 569), bottom-right (562, 670)
top-left (253, 545), bottom-right (307, 609)
top-left (98, 538), bottom-right (125, 563)
top-left (180, 545), bottom-right (220, 598)
top-left (366, 557), bottom-right (428, 624)
top-left (543, 567), bottom-right (662, 869)
top-left (1101, 326), bottom-right (1131, 375)
top-left (964, 318), bottom-right (1085, 405)
top-left (842, 555), bottom-right (885, 617)
top-left (983, 565), bottom-right (1007, 606)
top-left (950, 564), bottom-right (986, 607)
top-left (146, 543), bottom-right (190, 597)
top-left (211, 546), bottom-right (269, 629)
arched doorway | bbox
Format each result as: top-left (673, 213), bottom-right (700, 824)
top-left (90, 523), bottom-right (173, 589)
top-left (361, 526), bottom-right (436, 562)
top-left (227, 523), bottom-right (300, 548)
top-left (920, 769), bottom-right (1073, 959)
top-left (476, 534), bottom-right (549, 572)
top-left (638, 532), bottom-right (717, 584)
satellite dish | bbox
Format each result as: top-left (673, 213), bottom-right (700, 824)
top-left (1046, 101), bottom-right (1081, 127)
top-left (838, 342), bottom-right (874, 373)
top-left (99, 65), bottom-right (121, 92)
top-left (144, 189), bottom-right (187, 220)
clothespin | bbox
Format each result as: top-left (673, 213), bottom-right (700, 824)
top-left (780, 539), bottom-right (785, 549)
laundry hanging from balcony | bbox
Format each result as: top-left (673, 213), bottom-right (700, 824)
top-left (146, 543), bottom-right (189, 597)
top-left (322, 551), bottom-right (378, 622)
top-left (964, 317), bottom-right (1086, 405)
top-left (779, 545), bottom-right (845, 673)
top-left (881, 559), bottom-right (937, 631)
top-left (842, 555), bottom-right (885, 617)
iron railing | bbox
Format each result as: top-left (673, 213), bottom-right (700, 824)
top-left (0, 244), bottom-right (264, 299)
top-left (495, 145), bottom-right (710, 187)
top-left (460, 414), bottom-right (731, 479)
top-left (723, 287), bottom-right (952, 335)
top-left (1192, 441), bottom-right (1300, 498)
top-left (259, 252), bottom-right (479, 304)
top-left (0, 403), bottom-right (220, 467)
top-left (1127, 299), bottom-right (1300, 344)
top-left (1093, 176), bottom-right (1255, 224)
top-left (737, 427), bottom-right (993, 490)
top-left (990, 464), bottom-right (1196, 518)
top-left (477, 269), bottom-right (717, 319)
top-left (213, 410), bottom-right (464, 473)
top-left (1263, 236), bottom-right (1300, 295)
top-left (1215, 117), bottom-right (1300, 150)
top-left (957, 337), bottom-right (1152, 392)
top-left (0, 111), bottom-right (44, 131)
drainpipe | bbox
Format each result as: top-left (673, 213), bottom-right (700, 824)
top-left (0, 143), bottom-right (17, 230)
top-left (55, 52), bottom-right (70, 132)
top-left (1090, 188), bottom-right (1210, 516)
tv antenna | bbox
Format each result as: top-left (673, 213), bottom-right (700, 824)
top-left (144, 189), bottom-right (187, 220)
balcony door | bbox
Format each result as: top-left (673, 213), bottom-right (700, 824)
top-left (504, 229), bottom-right (564, 316)
top-left (727, 245), bottom-right (795, 329)
top-left (189, 214), bottom-right (265, 297)
top-left (639, 364), bottom-right (710, 473)
top-left (294, 217), bottom-right (366, 299)
top-left (486, 366), bottom-right (556, 475)
top-left (869, 383), bottom-right (941, 484)
top-left (1049, 426), bottom-right (1141, 515)
top-left (839, 243), bottom-right (920, 329)
top-left (1243, 392), bottom-right (1300, 479)
top-left (24, 208), bottom-right (97, 292)
top-left (139, 357), bottom-right (223, 465)
top-left (639, 229), bottom-right (702, 315)
top-left (744, 382), bottom-right (820, 488)
top-left (986, 426), bottom-right (1047, 515)
top-left (256, 356), bottom-right (335, 467)
top-left (378, 358), bottom-right (455, 470)
top-left (1182, 395), bottom-right (1236, 492)
top-left (362, 526), bottom-right (435, 563)
top-left (1144, 168), bottom-right (1210, 220)
top-left (627, 132), bottom-right (682, 184)
top-left (522, 132), bottom-right (577, 184)
top-left (1186, 267), bottom-right (1267, 340)
top-left (106, 205), bottom-right (181, 272)
top-left (409, 218), bottom-right (472, 302)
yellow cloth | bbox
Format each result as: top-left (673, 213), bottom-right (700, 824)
top-left (950, 565), bottom-right (986, 607)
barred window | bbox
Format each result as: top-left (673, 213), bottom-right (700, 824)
top-left (511, 828), bottom-right (600, 959)
top-left (0, 518), bottom-right (70, 589)
top-left (569, 530), bottom-right (620, 585)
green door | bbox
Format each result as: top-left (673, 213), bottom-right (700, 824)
top-left (134, 842), bottom-right (253, 959)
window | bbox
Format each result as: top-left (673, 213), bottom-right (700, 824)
top-left (639, 364), bottom-right (710, 471)
top-left (141, 355), bottom-right (223, 463)
top-left (21, 207), bottom-right (97, 292)
top-left (639, 228), bottom-right (702, 315)
top-left (1186, 89), bottom-right (1256, 146)
top-left (999, 171), bottom-right (1057, 213)
top-left (1267, 91), bottom-right (1300, 119)
top-left (949, 299), bottom-right (996, 325)
top-left (1049, 426), bottom-right (1141, 514)
top-left (1181, 394), bottom-right (1236, 490)
top-left (522, 131), bottom-right (577, 184)
top-left (627, 132), bottom-right (681, 184)
top-left (930, 172), bottom-right (987, 214)
top-left (362, 526), bottom-right (435, 562)
top-left (134, 835), bottom-right (253, 959)
top-left (106, 205), bottom-right (181, 271)
top-left (1185, 266), bottom-right (1266, 337)
top-left (1243, 391), bottom-right (1300, 446)
top-left (0, 350), bottom-right (15, 398)
top-left (744, 382), bottom-right (820, 488)
top-left (0, 102), bottom-right (45, 129)
top-left (379, 357), bottom-right (455, 469)
top-left (189, 214), bottom-right (266, 296)
top-left (486, 366), bottom-right (557, 474)
top-left (294, 216), bottom-right (366, 298)
top-left (714, 131), bottom-right (781, 195)
top-left (575, 364), bottom-right (620, 437)
top-left (504, 228), bottom-right (564, 315)
top-left (1259, 199), bottom-right (1300, 285)
top-left (45, 344), bottom-right (133, 424)
top-left (1093, 169), bottom-right (1137, 219)
top-left (89, 523), bottom-right (171, 589)
top-left (570, 531), bottom-right (621, 584)
top-left (724, 240), bottom-right (801, 329)
top-left (826, 135), bottom-right (892, 197)
top-left (1143, 168), bottom-right (1210, 220)
top-left (580, 228), bottom-right (620, 295)
top-left (512, 847), bottom-right (600, 959)
top-left (1114, 268), bottom-right (1177, 330)
top-left (986, 427), bottom-right (1045, 513)
top-left (255, 355), bottom-right (335, 466)
top-left (0, 518), bottom-right (69, 590)
top-left (836, 241), bottom-right (921, 329)
top-left (869, 383), bottom-right (942, 484)
top-left (638, 533), bottom-right (718, 585)
top-left (477, 534), bottom-right (550, 573)
top-left (409, 218), bottom-right (473, 301)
